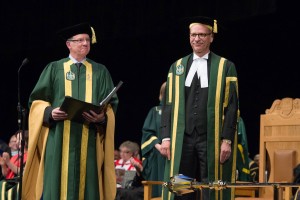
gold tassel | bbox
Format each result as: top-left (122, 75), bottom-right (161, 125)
top-left (213, 20), bottom-right (218, 33)
top-left (91, 27), bottom-right (97, 44)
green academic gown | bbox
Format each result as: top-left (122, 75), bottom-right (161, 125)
top-left (141, 104), bottom-right (166, 197)
top-left (27, 58), bottom-right (118, 200)
top-left (162, 52), bottom-right (239, 200)
top-left (236, 117), bottom-right (251, 182)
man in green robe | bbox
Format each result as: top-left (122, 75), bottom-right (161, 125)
top-left (22, 23), bottom-right (118, 200)
top-left (160, 16), bottom-right (239, 200)
top-left (141, 82), bottom-right (166, 197)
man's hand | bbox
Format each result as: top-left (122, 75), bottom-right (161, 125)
top-left (82, 110), bottom-right (106, 123)
top-left (51, 108), bottom-right (68, 121)
top-left (160, 140), bottom-right (171, 160)
top-left (220, 140), bottom-right (231, 164)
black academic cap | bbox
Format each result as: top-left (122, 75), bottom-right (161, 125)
top-left (57, 22), bottom-right (97, 44)
top-left (183, 16), bottom-right (218, 33)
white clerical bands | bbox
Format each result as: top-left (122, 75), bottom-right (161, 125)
top-left (185, 54), bottom-right (209, 88)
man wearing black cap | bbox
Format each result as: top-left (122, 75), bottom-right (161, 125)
top-left (160, 16), bottom-right (239, 200)
top-left (23, 23), bottom-right (118, 200)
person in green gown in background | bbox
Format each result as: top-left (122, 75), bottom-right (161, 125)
top-left (141, 82), bottom-right (166, 198)
top-left (236, 117), bottom-right (251, 182)
top-left (22, 23), bottom-right (118, 200)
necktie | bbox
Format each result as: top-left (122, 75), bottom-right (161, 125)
top-left (75, 62), bottom-right (82, 68)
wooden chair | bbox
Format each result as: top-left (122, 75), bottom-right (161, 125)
top-left (235, 181), bottom-right (257, 198)
top-left (259, 97), bottom-right (300, 200)
top-left (142, 181), bottom-right (163, 200)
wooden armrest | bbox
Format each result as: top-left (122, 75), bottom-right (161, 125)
top-left (142, 181), bottom-right (164, 200)
top-left (142, 181), bottom-right (164, 185)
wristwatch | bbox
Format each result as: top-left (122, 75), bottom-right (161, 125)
top-left (222, 139), bottom-right (232, 145)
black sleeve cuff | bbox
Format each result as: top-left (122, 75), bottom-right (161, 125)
top-left (43, 106), bottom-right (54, 126)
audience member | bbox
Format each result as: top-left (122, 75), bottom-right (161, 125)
top-left (115, 141), bottom-right (143, 200)
top-left (0, 130), bottom-right (28, 179)
top-left (8, 134), bottom-right (18, 157)
top-left (0, 132), bottom-right (26, 200)
top-left (115, 141), bottom-right (142, 184)
top-left (141, 82), bottom-right (166, 197)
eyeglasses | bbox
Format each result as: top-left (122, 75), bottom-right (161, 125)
top-left (68, 38), bottom-right (91, 44)
top-left (190, 33), bottom-right (211, 39)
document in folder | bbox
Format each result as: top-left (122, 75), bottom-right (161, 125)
top-left (60, 81), bottom-right (123, 123)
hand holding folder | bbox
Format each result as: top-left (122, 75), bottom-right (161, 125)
top-left (60, 81), bottom-right (123, 123)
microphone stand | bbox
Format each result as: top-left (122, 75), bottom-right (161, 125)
top-left (16, 58), bottom-right (29, 200)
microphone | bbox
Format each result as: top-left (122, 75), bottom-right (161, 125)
top-left (17, 58), bottom-right (29, 128)
top-left (18, 58), bottom-right (29, 73)
top-left (16, 58), bottom-right (29, 200)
